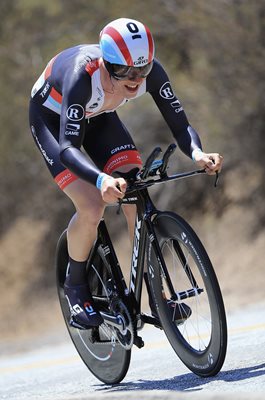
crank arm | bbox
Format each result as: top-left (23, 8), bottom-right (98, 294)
top-left (100, 311), bottom-right (126, 332)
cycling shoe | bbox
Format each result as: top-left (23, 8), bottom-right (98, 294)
top-left (64, 276), bottom-right (103, 329)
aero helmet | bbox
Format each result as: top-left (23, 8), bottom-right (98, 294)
top-left (99, 18), bottom-right (155, 67)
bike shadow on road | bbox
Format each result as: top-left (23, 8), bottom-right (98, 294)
top-left (94, 362), bottom-right (265, 392)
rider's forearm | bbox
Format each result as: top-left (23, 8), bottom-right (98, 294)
top-left (173, 125), bottom-right (202, 159)
top-left (60, 146), bottom-right (101, 186)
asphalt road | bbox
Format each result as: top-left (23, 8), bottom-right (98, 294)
top-left (0, 302), bottom-right (265, 400)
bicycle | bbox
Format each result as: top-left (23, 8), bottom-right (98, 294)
top-left (55, 143), bottom-right (227, 384)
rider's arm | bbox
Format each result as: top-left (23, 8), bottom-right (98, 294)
top-left (59, 70), bottom-right (102, 186)
top-left (146, 59), bottom-right (202, 159)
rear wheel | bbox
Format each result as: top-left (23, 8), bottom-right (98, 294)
top-left (55, 230), bottom-right (131, 384)
top-left (147, 212), bottom-right (227, 377)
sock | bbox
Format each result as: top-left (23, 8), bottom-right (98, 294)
top-left (68, 257), bottom-right (87, 286)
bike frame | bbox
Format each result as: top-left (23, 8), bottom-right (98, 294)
top-left (92, 167), bottom-right (208, 332)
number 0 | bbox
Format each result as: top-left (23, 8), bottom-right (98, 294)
top-left (126, 22), bottom-right (141, 39)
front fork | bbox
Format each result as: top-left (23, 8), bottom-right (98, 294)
top-left (145, 213), bottom-right (203, 303)
top-left (144, 214), bottom-right (178, 301)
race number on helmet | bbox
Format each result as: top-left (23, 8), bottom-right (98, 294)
top-left (99, 18), bottom-right (155, 67)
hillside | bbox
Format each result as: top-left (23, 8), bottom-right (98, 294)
top-left (0, 0), bottom-right (264, 341)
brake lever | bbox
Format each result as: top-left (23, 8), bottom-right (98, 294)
top-left (116, 183), bottom-right (123, 215)
top-left (214, 171), bottom-right (219, 187)
top-left (117, 199), bottom-right (122, 215)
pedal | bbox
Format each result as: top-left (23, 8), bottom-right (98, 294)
top-left (133, 335), bottom-right (144, 348)
top-left (141, 313), bottom-right (162, 329)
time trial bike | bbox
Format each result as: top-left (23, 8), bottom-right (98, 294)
top-left (55, 143), bottom-right (227, 384)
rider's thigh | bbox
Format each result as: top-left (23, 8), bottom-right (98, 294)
top-left (63, 178), bottom-right (105, 224)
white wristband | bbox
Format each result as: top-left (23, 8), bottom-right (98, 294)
top-left (96, 173), bottom-right (108, 190)
top-left (192, 148), bottom-right (203, 162)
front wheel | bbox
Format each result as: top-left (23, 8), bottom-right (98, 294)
top-left (55, 230), bottom-right (131, 384)
top-left (147, 212), bottom-right (227, 377)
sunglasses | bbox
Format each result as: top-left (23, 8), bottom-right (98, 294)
top-left (105, 61), bottom-right (153, 80)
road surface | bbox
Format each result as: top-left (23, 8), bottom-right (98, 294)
top-left (0, 302), bottom-right (265, 400)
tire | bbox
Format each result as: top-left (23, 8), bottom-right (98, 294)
top-left (55, 230), bottom-right (131, 384)
top-left (147, 212), bottom-right (227, 377)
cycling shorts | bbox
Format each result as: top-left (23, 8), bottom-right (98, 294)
top-left (29, 99), bottom-right (142, 190)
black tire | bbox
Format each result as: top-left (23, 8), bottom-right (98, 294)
top-left (147, 212), bottom-right (227, 377)
top-left (55, 230), bottom-right (131, 384)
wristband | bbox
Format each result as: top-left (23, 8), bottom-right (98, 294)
top-left (192, 148), bottom-right (203, 162)
top-left (96, 173), bottom-right (108, 190)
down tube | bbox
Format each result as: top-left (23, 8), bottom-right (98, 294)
top-left (129, 212), bottom-right (147, 307)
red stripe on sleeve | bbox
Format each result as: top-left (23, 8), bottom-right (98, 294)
top-left (54, 169), bottom-right (79, 190)
top-left (50, 87), bottom-right (62, 103)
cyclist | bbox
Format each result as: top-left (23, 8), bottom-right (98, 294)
top-left (29, 18), bottom-right (223, 329)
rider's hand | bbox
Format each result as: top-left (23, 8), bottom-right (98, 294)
top-left (192, 149), bottom-right (223, 175)
top-left (101, 176), bottom-right (127, 203)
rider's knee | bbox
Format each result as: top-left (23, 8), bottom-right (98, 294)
top-left (64, 181), bottom-right (105, 224)
top-left (76, 200), bottom-right (104, 226)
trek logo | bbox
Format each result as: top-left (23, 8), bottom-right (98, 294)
top-left (130, 216), bottom-right (142, 292)
top-left (159, 81), bottom-right (175, 99)
top-left (65, 123), bottom-right (80, 136)
top-left (40, 82), bottom-right (50, 98)
top-left (66, 104), bottom-right (85, 121)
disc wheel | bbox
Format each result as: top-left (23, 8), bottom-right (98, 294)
top-left (56, 230), bottom-right (131, 384)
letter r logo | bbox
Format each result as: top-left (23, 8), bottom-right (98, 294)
top-left (66, 104), bottom-right (85, 121)
top-left (159, 81), bottom-right (175, 99)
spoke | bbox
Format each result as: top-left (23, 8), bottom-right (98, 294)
top-left (161, 238), bottom-right (213, 352)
